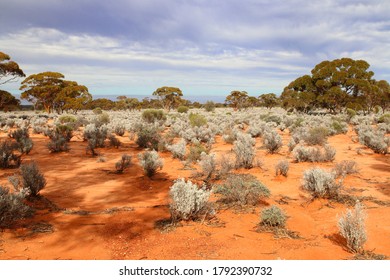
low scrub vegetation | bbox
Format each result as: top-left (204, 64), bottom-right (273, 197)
top-left (169, 178), bottom-right (212, 223)
top-left (138, 150), bottom-right (164, 177)
top-left (303, 167), bottom-right (340, 199)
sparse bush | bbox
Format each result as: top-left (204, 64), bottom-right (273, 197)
top-left (346, 108), bottom-right (357, 121)
top-left (275, 159), bottom-right (289, 177)
top-left (333, 160), bottom-right (358, 178)
top-left (0, 140), bottom-right (21, 168)
top-left (84, 124), bottom-right (108, 155)
top-left (169, 178), bottom-right (212, 222)
top-left (217, 154), bottom-right (235, 178)
top-left (108, 134), bottom-right (121, 148)
top-left (293, 144), bottom-right (336, 162)
top-left (263, 129), bottom-right (283, 153)
top-left (189, 113), bottom-right (207, 127)
top-left (47, 132), bottom-right (69, 153)
top-left (94, 112), bottom-right (110, 126)
top-left (138, 150), bottom-right (164, 177)
top-left (260, 205), bottom-right (287, 228)
top-left (177, 106), bottom-right (189, 113)
top-left (142, 109), bottom-right (166, 123)
top-left (204, 101), bottom-right (215, 112)
top-left (167, 138), bottom-right (186, 160)
top-left (115, 154), bottom-right (132, 174)
top-left (338, 202), bottom-right (367, 253)
top-left (20, 162), bottom-right (46, 197)
top-left (8, 128), bottom-right (29, 142)
top-left (187, 143), bottom-right (208, 162)
top-left (135, 124), bottom-right (161, 150)
top-left (304, 126), bottom-right (329, 146)
top-left (215, 174), bottom-right (270, 206)
top-left (378, 113), bottom-right (390, 124)
top-left (358, 126), bottom-right (389, 154)
top-left (9, 128), bottom-right (33, 155)
top-left (114, 125), bottom-right (126, 136)
top-left (233, 132), bottom-right (255, 169)
top-left (0, 185), bottom-right (33, 228)
top-left (303, 167), bottom-right (340, 198)
top-left (198, 152), bottom-right (217, 181)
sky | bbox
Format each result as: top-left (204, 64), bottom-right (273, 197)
top-left (1, 0), bottom-right (390, 101)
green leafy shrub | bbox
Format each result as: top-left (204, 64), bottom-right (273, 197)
top-left (142, 109), bottom-right (166, 123)
top-left (189, 113), bottom-right (207, 127)
top-left (177, 106), bottom-right (189, 113)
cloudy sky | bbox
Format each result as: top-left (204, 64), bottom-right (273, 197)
top-left (1, 0), bottom-right (389, 100)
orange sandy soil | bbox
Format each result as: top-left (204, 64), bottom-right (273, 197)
top-left (0, 128), bottom-right (389, 260)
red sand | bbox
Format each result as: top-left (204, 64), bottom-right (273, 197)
top-left (0, 127), bottom-right (389, 260)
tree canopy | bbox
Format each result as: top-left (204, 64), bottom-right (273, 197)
top-left (225, 90), bottom-right (249, 110)
top-left (152, 86), bottom-right (183, 110)
top-left (0, 51), bottom-right (25, 85)
top-left (20, 71), bottom-right (91, 113)
top-left (0, 90), bottom-right (20, 111)
top-left (281, 58), bottom-right (388, 113)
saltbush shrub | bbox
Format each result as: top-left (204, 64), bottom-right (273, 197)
top-left (115, 154), bottom-right (132, 173)
top-left (169, 178), bottom-right (212, 222)
top-left (215, 174), bottom-right (270, 206)
top-left (233, 132), bottom-right (255, 169)
top-left (142, 109), bottom-right (166, 123)
top-left (304, 126), bottom-right (329, 146)
top-left (0, 185), bottom-right (33, 228)
top-left (263, 129), bottom-right (283, 153)
top-left (338, 202), bottom-right (367, 253)
top-left (293, 144), bottom-right (336, 162)
top-left (135, 123), bottom-right (161, 150)
top-left (114, 125), bottom-right (126, 136)
top-left (358, 126), bottom-right (389, 154)
top-left (303, 167), bottom-right (340, 198)
top-left (167, 138), bottom-right (186, 160)
top-left (138, 150), bottom-right (164, 177)
top-left (198, 152), bottom-right (217, 181)
top-left (204, 101), bottom-right (216, 112)
top-left (333, 160), bottom-right (358, 178)
top-left (20, 162), bottom-right (46, 197)
top-left (275, 159), bottom-right (289, 177)
top-left (260, 205), bottom-right (287, 228)
top-left (47, 132), bottom-right (69, 153)
top-left (0, 140), bottom-right (21, 168)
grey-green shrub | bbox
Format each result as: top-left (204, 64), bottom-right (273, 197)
top-left (142, 109), bottom-right (166, 123)
top-left (338, 202), bottom-right (367, 253)
top-left (357, 125), bottom-right (389, 154)
top-left (275, 159), bottom-right (289, 177)
top-left (263, 129), bottom-right (283, 153)
top-left (293, 144), bottom-right (336, 162)
top-left (333, 160), bottom-right (358, 178)
top-left (215, 174), bottom-right (270, 206)
top-left (167, 138), bottom-right (186, 160)
top-left (198, 152), bottom-right (217, 181)
top-left (20, 162), bottom-right (46, 197)
top-left (169, 178), bottom-right (212, 222)
top-left (115, 154), bottom-right (132, 173)
top-left (233, 132), bottom-right (255, 168)
top-left (138, 150), bottom-right (163, 177)
top-left (0, 140), bottom-right (21, 168)
top-left (0, 185), bottom-right (33, 228)
top-left (303, 167), bottom-right (340, 198)
top-left (260, 205), bottom-right (287, 228)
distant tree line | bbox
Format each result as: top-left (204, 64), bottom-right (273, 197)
top-left (1, 51), bottom-right (389, 114)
